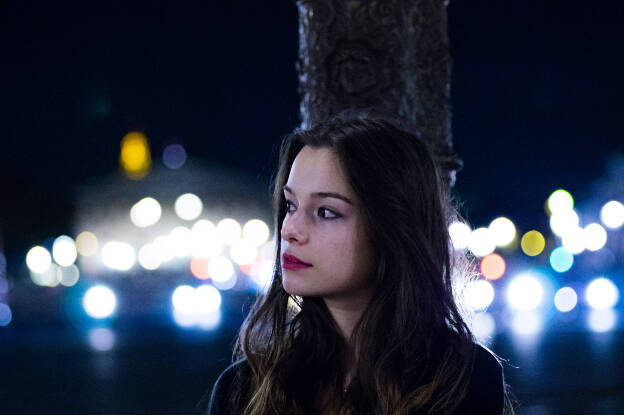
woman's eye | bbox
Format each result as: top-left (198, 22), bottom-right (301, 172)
top-left (285, 200), bottom-right (296, 212)
top-left (317, 207), bottom-right (340, 219)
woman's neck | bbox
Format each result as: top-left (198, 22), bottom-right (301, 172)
top-left (323, 292), bottom-right (372, 389)
top-left (323, 292), bottom-right (371, 341)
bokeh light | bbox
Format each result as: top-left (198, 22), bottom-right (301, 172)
top-left (101, 241), bottom-right (136, 271)
top-left (87, 328), bottom-right (116, 352)
top-left (30, 263), bottom-right (61, 287)
top-left (191, 220), bottom-right (222, 258)
top-left (120, 131), bottom-right (151, 179)
top-left (230, 240), bottom-right (258, 266)
top-left (239, 262), bottom-right (253, 276)
top-left (0, 303), bottom-right (12, 326)
top-left (583, 223), bottom-right (607, 252)
top-left (138, 243), bottom-right (161, 270)
top-left (242, 219), bottom-right (270, 246)
top-left (488, 217), bottom-right (516, 247)
top-left (76, 231), bottom-right (98, 256)
top-left (554, 286), bottom-right (577, 312)
top-left (192, 219), bottom-right (216, 235)
top-left (547, 189), bottom-right (574, 214)
top-left (153, 235), bottom-right (175, 263)
top-left (169, 226), bottom-right (193, 257)
top-left (44, 265), bottom-right (62, 287)
top-left (511, 310), bottom-right (543, 335)
top-left (212, 272), bottom-right (238, 291)
top-left (130, 197), bottom-right (162, 228)
top-left (26, 246), bottom-right (52, 274)
top-left (585, 277), bottom-right (619, 309)
top-left (468, 227), bottom-right (495, 257)
top-left (172, 309), bottom-right (198, 327)
top-left (163, 143), bottom-right (187, 170)
top-left (480, 253), bottom-right (506, 280)
top-left (561, 227), bottom-right (585, 254)
top-left (549, 247), bottom-right (574, 273)
top-left (600, 200), bottom-right (624, 229)
top-left (520, 231), bottom-right (545, 257)
top-left (190, 257), bottom-right (211, 280)
top-left (83, 285), bottom-right (117, 319)
top-left (52, 235), bottom-right (77, 266)
top-left (59, 265), bottom-right (80, 287)
top-left (175, 193), bottom-right (203, 221)
top-left (587, 308), bottom-right (617, 333)
top-left (171, 285), bottom-right (222, 330)
top-left (208, 256), bottom-right (234, 283)
top-left (216, 218), bottom-right (242, 245)
top-left (549, 209), bottom-right (580, 237)
top-left (172, 285), bottom-right (196, 314)
top-left (506, 273), bottom-right (545, 310)
top-left (195, 285), bottom-right (222, 314)
top-left (196, 310), bottom-right (221, 330)
top-left (464, 279), bottom-right (495, 310)
top-left (448, 221), bottom-right (471, 250)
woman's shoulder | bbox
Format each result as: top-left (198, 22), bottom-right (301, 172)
top-left (454, 343), bottom-right (505, 414)
top-left (202, 359), bottom-right (251, 415)
top-left (473, 343), bottom-right (503, 381)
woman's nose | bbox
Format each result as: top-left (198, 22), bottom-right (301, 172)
top-left (281, 213), bottom-right (308, 244)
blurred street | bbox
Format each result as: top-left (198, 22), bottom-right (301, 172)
top-left (2, 290), bottom-right (623, 415)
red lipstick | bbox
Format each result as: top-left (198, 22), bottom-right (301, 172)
top-left (282, 253), bottom-right (312, 270)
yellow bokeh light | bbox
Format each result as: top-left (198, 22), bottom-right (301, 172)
top-left (520, 230), bottom-right (546, 257)
top-left (120, 132), bottom-right (151, 179)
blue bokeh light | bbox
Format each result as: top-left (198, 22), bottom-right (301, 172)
top-left (549, 247), bottom-right (574, 273)
top-left (0, 303), bottom-right (12, 326)
top-left (163, 143), bottom-right (187, 169)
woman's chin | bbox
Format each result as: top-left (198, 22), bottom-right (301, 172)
top-left (282, 277), bottom-right (311, 297)
top-left (282, 282), bottom-right (302, 297)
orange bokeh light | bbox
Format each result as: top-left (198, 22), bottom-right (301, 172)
top-left (480, 253), bottom-right (506, 280)
top-left (238, 263), bottom-right (253, 275)
top-left (190, 257), bottom-right (211, 280)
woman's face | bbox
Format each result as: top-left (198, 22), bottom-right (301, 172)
top-left (280, 145), bottom-right (374, 304)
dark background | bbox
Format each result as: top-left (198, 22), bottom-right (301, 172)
top-left (1, 1), bottom-right (624, 414)
top-left (2, 0), bottom-right (623, 256)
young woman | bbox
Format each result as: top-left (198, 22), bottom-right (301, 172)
top-left (203, 118), bottom-right (512, 414)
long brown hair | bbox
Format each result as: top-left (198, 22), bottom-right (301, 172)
top-left (230, 118), bottom-right (492, 414)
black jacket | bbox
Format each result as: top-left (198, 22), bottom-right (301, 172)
top-left (204, 344), bottom-right (504, 415)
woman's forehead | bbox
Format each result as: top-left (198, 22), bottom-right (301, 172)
top-left (286, 146), bottom-right (353, 198)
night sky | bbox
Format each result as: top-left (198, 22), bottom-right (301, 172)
top-left (1, 0), bottom-right (623, 260)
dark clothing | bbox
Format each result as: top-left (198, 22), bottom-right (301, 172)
top-left (205, 344), bottom-right (504, 415)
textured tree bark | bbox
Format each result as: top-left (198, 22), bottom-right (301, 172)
top-left (296, 0), bottom-right (461, 186)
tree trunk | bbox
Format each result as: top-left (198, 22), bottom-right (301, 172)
top-left (296, 0), bottom-right (461, 186)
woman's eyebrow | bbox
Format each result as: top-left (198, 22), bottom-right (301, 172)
top-left (283, 185), bottom-right (353, 205)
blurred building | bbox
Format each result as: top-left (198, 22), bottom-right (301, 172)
top-left (12, 155), bottom-right (276, 327)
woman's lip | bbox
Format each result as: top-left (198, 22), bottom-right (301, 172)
top-left (283, 260), bottom-right (312, 271)
top-left (282, 253), bottom-right (312, 266)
